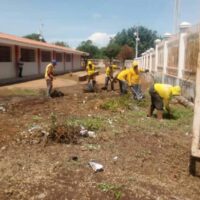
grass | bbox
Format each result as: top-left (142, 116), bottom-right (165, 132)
top-left (65, 116), bottom-right (105, 131)
top-left (121, 104), bottom-right (193, 135)
top-left (0, 88), bottom-right (40, 96)
top-left (98, 183), bottom-right (123, 200)
top-left (100, 94), bottom-right (134, 112)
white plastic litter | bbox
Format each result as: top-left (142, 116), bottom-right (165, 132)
top-left (89, 161), bottom-right (104, 172)
top-left (87, 131), bottom-right (96, 138)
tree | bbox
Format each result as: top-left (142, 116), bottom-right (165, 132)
top-left (117, 44), bottom-right (134, 64)
top-left (76, 40), bottom-right (100, 58)
top-left (53, 41), bottom-right (70, 47)
top-left (113, 26), bottom-right (160, 56)
top-left (23, 33), bottom-right (46, 42)
top-left (104, 41), bottom-right (121, 63)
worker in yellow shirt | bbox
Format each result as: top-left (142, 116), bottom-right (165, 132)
top-left (45, 60), bottom-right (57, 97)
top-left (102, 64), bottom-right (116, 91)
top-left (86, 60), bottom-right (96, 92)
top-left (129, 61), bottom-right (148, 100)
top-left (147, 83), bottom-right (181, 120)
top-left (117, 67), bottom-right (129, 95)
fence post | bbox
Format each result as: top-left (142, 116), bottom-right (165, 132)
top-left (190, 47), bottom-right (200, 175)
top-left (149, 48), bottom-right (154, 72)
top-left (154, 39), bottom-right (161, 72)
top-left (177, 22), bottom-right (191, 85)
top-left (162, 33), bottom-right (172, 83)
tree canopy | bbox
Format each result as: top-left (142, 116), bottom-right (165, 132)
top-left (53, 41), bottom-right (70, 47)
top-left (117, 44), bottom-right (134, 63)
top-left (23, 33), bottom-right (46, 42)
top-left (76, 26), bottom-right (160, 60)
top-left (76, 40), bottom-right (101, 59)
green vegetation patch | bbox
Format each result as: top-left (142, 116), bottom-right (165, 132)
top-left (100, 94), bottom-right (134, 111)
top-left (98, 182), bottom-right (123, 200)
top-left (65, 116), bottom-right (105, 131)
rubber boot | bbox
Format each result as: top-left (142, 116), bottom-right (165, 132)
top-left (157, 110), bottom-right (163, 120)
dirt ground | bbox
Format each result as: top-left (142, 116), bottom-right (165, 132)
top-left (0, 71), bottom-right (200, 200)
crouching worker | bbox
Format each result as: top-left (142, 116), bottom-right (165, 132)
top-left (86, 60), bottom-right (96, 92)
top-left (147, 83), bottom-right (181, 120)
top-left (45, 60), bottom-right (57, 97)
top-left (129, 61), bottom-right (148, 100)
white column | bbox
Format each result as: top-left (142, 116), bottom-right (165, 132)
top-left (177, 22), bottom-right (191, 84)
top-left (162, 33), bottom-right (172, 82)
top-left (149, 48), bottom-right (154, 72)
top-left (154, 39), bottom-right (161, 72)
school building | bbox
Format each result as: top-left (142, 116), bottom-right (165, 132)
top-left (0, 32), bottom-right (88, 83)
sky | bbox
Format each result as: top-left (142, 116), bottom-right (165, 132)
top-left (0, 0), bottom-right (200, 48)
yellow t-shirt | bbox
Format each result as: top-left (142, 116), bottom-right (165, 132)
top-left (117, 69), bottom-right (130, 81)
top-left (128, 68), bottom-right (144, 85)
top-left (105, 66), bottom-right (113, 77)
top-left (154, 84), bottom-right (173, 108)
top-left (86, 64), bottom-right (95, 76)
top-left (45, 63), bottom-right (54, 80)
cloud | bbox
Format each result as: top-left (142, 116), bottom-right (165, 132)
top-left (88, 32), bottom-right (115, 47)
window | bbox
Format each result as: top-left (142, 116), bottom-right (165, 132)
top-left (56, 53), bottom-right (63, 62)
top-left (41, 51), bottom-right (51, 62)
top-left (21, 48), bottom-right (35, 62)
top-left (65, 54), bottom-right (71, 62)
top-left (0, 46), bottom-right (11, 62)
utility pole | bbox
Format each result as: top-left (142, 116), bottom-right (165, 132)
top-left (38, 19), bottom-right (44, 41)
top-left (174, 0), bottom-right (181, 33)
top-left (134, 27), bottom-right (140, 58)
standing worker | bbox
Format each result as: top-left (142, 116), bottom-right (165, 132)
top-left (147, 83), bottom-right (181, 120)
top-left (17, 57), bottom-right (24, 78)
top-left (86, 60), bottom-right (96, 92)
top-left (102, 65), bottom-right (114, 91)
top-left (45, 60), bottom-right (57, 97)
top-left (129, 61), bottom-right (148, 100)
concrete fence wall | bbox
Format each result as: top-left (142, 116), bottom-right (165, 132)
top-left (140, 22), bottom-right (200, 100)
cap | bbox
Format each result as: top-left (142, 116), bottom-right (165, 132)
top-left (52, 60), bottom-right (57, 65)
top-left (88, 60), bottom-right (92, 65)
top-left (132, 61), bottom-right (138, 68)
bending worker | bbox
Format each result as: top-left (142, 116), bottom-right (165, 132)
top-left (129, 61), bottom-right (148, 100)
top-left (117, 67), bottom-right (129, 95)
top-left (45, 60), bottom-right (57, 97)
top-left (147, 83), bottom-right (181, 120)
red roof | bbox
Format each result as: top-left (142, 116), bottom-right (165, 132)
top-left (0, 32), bottom-right (88, 56)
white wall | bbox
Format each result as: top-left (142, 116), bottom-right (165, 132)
top-left (54, 62), bottom-right (64, 73)
top-left (22, 62), bottom-right (38, 76)
top-left (65, 61), bottom-right (72, 72)
top-left (73, 55), bottom-right (81, 71)
top-left (0, 45), bottom-right (15, 79)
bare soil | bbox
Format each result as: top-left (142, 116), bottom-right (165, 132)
top-left (0, 72), bottom-right (199, 200)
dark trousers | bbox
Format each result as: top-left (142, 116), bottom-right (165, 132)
top-left (118, 80), bottom-right (127, 95)
top-left (105, 76), bottom-right (114, 90)
top-left (149, 85), bottom-right (163, 111)
top-left (18, 67), bottom-right (23, 77)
